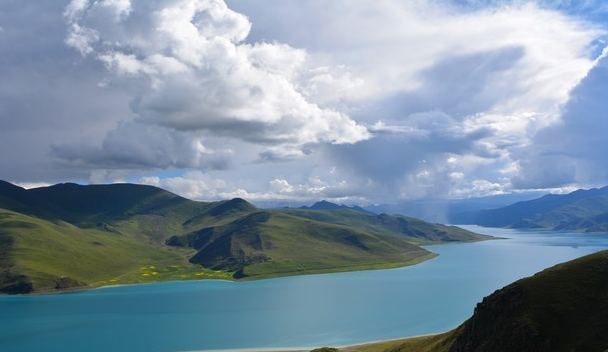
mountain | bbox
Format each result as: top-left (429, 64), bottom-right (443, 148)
top-left (0, 180), bottom-right (67, 221)
top-left (167, 210), bottom-right (435, 279)
top-left (281, 208), bottom-right (487, 244)
top-left (0, 181), bottom-right (488, 294)
top-left (166, 204), bottom-right (491, 279)
top-left (0, 182), bottom-right (214, 294)
top-left (375, 250), bottom-right (608, 352)
top-left (452, 186), bottom-right (608, 231)
top-left (364, 193), bottom-right (545, 223)
top-left (299, 200), bottom-right (375, 215)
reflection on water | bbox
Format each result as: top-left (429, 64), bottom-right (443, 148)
top-left (2, 226), bottom-right (608, 352)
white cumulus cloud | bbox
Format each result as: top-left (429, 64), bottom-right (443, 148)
top-left (60, 0), bottom-right (369, 171)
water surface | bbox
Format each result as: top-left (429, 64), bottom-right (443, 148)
top-left (2, 226), bottom-right (608, 352)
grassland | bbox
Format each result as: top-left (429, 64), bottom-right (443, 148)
top-left (335, 333), bottom-right (453, 352)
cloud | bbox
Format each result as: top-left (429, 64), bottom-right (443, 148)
top-left (139, 171), bottom-right (230, 200)
top-left (322, 110), bottom-right (498, 199)
top-left (12, 182), bottom-right (53, 190)
top-left (0, 1), bottom-right (134, 183)
top-left (51, 122), bottom-right (234, 170)
top-left (2, 0), bottom-right (607, 203)
top-left (512, 52), bottom-right (608, 189)
top-left (225, 0), bottom-right (606, 199)
top-left (234, 1), bottom-right (603, 109)
top-left (58, 0), bottom-right (369, 171)
top-left (138, 171), bottom-right (365, 204)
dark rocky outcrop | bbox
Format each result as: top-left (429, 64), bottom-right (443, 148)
top-left (53, 276), bottom-right (87, 290)
top-left (0, 270), bottom-right (34, 294)
top-left (448, 284), bottom-right (548, 352)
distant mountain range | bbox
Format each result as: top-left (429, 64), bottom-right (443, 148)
top-left (0, 180), bottom-right (488, 294)
top-left (452, 186), bottom-right (608, 231)
top-left (298, 200), bottom-right (375, 214)
top-left (364, 192), bottom-right (545, 223)
top-left (257, 193), bottom-right (544, 224)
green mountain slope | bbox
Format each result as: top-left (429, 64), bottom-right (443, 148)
top-left (0, 208), bottom-right (189, 294)
top-left (378, 250), bottom-right (608, 352)
top-left (0, 180), bottom-right (69, 221)
top-left (0, 181), bottom-right (487, 294)
top-left (167, 210), bottom-right (436, 279)
top-left (28, 182), bottom-right (215, 226)
top-left (556, 210), bottom-right (608, 232)
top-left (281, 208), bottom-right (490, 244)
top-left (454, 186), bottom-right (608, 231)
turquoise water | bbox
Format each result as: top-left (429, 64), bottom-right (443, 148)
top-left (2, 226), bottom-right (608, 352)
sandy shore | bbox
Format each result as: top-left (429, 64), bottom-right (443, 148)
top-left (176, 333), bottom-right (443, 352)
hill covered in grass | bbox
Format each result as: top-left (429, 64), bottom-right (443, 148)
top-left (0, 181), bottom-right (488, 294)
top-left (167, 210), bottom-right (435, 279)
top-left (282, 207), bottom-right (486, 245)
top-left (452, 186), bottom-right (608, 231)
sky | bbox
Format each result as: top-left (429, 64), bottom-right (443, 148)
top-left (1, 0), bottom-right (608, 205)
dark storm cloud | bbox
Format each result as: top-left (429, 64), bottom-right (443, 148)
top-left (353, 46), bottom-right (525, 122)
top-left (0, 0), bottom-right (132, 182)
top-left (322, 110), bottom-right (494, 201)
top-left (513, 53), bottom-right (608, 189)
top-left (50, 122), bottom-right (234, 170)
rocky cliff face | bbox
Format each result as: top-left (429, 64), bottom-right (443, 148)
top-left (448, 284), bottom-right (549, 352)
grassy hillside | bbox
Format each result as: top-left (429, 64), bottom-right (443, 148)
top-left (281, 208), bottom-right (491, 244)
top-left (0, 208), bottom-right (195, 294)
top-left (168, 210), bottom-right (436, 279)
top-left (27, 182), bottom-right (216, 226)
top-left (0, 181), bottom-right (488, 294)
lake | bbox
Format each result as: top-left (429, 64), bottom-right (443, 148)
top-left (2, 226), bottom-right (608, 352)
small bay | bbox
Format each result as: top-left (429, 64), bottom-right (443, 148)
top-left (2, 226), bottom-right (608, 352)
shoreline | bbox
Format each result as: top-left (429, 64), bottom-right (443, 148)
top-left (14, 278), bottom-right (239, 297)
top-left (4, 252), bottom-right (440, 296)
top-left (3, 231), bottom-right (494, 296)
top-left (175, 333), bottom-right (445, 352)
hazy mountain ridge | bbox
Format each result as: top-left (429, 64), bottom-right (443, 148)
top-left (298, 200), bottom-right (375, 215)
top-left (0, 181), bottom-right (487, 294)
top-left (362, 193), bottom-right (545, 223)
top-left (451, 186), bottom-right (608, 231)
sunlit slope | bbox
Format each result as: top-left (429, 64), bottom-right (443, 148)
top-left (281, 208), bottom-right (491, 244)
top-left (0, 209), bottom-right (187, 294)
top-left (167, 210), bottom-right (436, 279)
